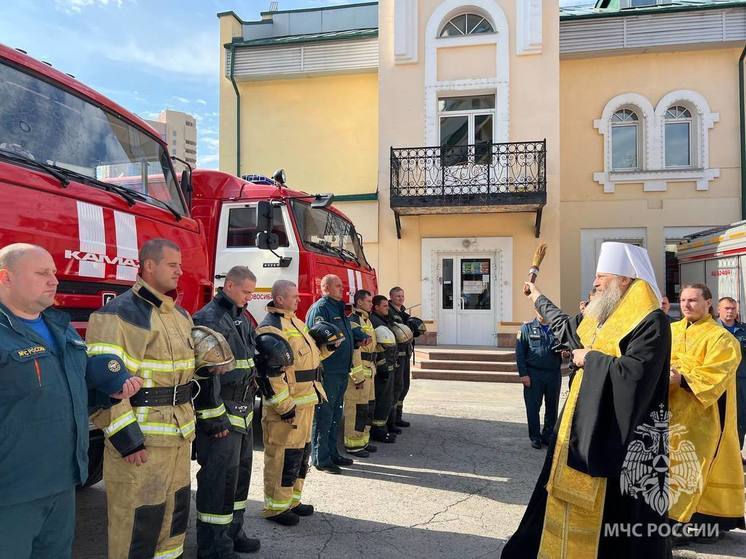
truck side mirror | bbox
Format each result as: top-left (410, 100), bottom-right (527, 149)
top-left (181, 170), bottom-right (192, 207)
top-left (256, 201), bottom-right (280, 250)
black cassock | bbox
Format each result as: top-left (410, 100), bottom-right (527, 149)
top-left (502, 298), bottom-right (672, 559)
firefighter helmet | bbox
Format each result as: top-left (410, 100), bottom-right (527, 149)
top-left (407, 316), bottom-right (427, 337)
top-left (374, 325), bottom-right (396, 349)
top-left (192, 326), bottom-right (236, 374)
top-left (308, 320), bottom-right (346, 351)
top-left (390, 322), bottom-right (414, 345)
top-left (351, 325), bottom-right (371, 349)
top-left (255, 332), bottom-right (294, 373)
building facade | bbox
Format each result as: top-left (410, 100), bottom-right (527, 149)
top-left (146, 109), bottom-right (198, 171)
top-left (218, 0), bottom-right (746, 345)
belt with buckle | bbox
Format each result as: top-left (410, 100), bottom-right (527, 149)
top-left (130, 382), bottom-right (194, 407)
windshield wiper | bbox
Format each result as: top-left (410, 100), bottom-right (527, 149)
top-left (0, 148), bottom-right (70, 187)
top-left (47, 165), bottom-right (182, 220)
top-left (305, 240), bottom-right (341, 257)
top-left (46, 165), bottom-right (138, 206)
top-left (340, 247), bottom-right (360, 264)
top-left (130, 189), bottom-right (182, 221)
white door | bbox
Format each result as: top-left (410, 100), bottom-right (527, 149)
top-left (214, 202), bottom-right (300, 323)
top-left (437, 254), bottom-right (496, 345)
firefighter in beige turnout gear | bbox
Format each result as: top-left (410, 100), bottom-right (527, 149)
top-left (86, 240), bottom-right (197, 559)
top-left (254, 280), bottom-right (333, 526)
top-left (344, 290), bottom-right (378, 456)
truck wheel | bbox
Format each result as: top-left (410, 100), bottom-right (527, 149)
top-left (81, 428), bottom-right (105, 488)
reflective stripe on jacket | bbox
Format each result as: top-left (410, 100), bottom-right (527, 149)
top-left (86, 277), bottom-right (196, 455)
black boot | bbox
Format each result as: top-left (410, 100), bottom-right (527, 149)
top-left (266, 509), bottom-right (300, 526)
top-left (196, 521), bottom-right (240, 559)
top-left (291, 503), bottom-right (314, 516)
top-left (370, 427), bottom-right (396, 443)
top-left (395, 406), bottom-right (410, 427)
top-left (228, 510), bottom-right (260, 553)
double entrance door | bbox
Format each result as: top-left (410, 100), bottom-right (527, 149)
top-left (437, 253), bottom-right (497, 346)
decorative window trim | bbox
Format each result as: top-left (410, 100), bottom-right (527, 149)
top-left (593, 90), bottom-right (719, 193)
top-left (424, 0), bottom-right (510, 146)
top-left (516, 0), bottom-right (542, 56)
top-left (394, 0), bottom-right (418, 64)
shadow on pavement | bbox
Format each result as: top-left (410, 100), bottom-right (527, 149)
top-left (74, 485), bottom-right (506, 559)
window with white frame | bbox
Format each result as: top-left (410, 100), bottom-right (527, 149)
top-left (664, 105), bottom-right (693, 168)
top-left (438, 94), bottom-right (495, 166)
top-left (439, 13), bottom-right (494, 37)
top-left (611, 108), bottom-right (640, 171)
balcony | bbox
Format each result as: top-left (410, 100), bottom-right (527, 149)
top-left (390, 140), bottom-right (547, 238)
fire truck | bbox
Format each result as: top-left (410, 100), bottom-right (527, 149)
top-left (0, 43), bottom-right (377, 484)
top-left (189, 169), bottom-right (377, 322)
top-left (677, 221), bottom-right (746, 307)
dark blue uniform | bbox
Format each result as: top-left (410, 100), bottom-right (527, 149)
top-left (515, 319), bottom-right (562, 446)
top-left (0, 303), bottom-right (89, 559)
top-left (718, 319), bottom-right (746, 449)
top-left (306, 295), bottom-right (354, 467)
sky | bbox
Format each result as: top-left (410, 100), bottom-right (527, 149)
top-left (0, 1), bottom-right (595, 169)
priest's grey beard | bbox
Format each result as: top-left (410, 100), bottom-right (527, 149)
top-left (585, 278), bottom-right (625, 325)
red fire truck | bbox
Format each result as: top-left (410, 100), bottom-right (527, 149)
top-left (190, 169), bottom-right (377, 322)
top-left (0, 43), bottom-right (377, 484)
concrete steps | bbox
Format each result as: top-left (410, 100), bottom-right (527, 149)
top-left (412, 346), bottom-right (520, 383)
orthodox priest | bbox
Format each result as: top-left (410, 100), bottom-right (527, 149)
top-left (502, 242), bottom-right (672, 559)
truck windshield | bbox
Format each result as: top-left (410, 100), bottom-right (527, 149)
top-left (0, 59), bottom-right (186, 215)
top-left (291, 200), bottom-right (370, 268)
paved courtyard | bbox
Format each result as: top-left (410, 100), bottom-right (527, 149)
top-left (74, 379), bottom-right (746, 558)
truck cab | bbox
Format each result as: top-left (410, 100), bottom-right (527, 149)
top-left (190, 169), bottom-right (377, 321)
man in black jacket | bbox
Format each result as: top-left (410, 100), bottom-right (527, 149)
top-left (388, 287), bottom-right (412, 430)
top-left (370, 295), bottom-right (398, 443)
top-left (193, 266), bottom-right (261, 558)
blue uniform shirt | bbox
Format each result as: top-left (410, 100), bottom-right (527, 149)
top-left (718, 319), bottom-right (746, 379)
top-left (515, 319), bottom-right (562, 376)
top-left (17, 315), bottom-right (59, 354)
top-left (0, 303), bottom-right (89, 506)
top-left (305, 295), bottom-right (354, 375)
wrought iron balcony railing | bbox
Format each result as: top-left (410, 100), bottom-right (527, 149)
top-left (389, 140), bottom-right (547, 237)
top-left (390, 140), bottom-right (546, 208)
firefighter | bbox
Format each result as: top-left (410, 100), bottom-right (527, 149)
top-left (86, 239), bottom-right (200, 559)
top-left (370, 295), bottom-right (399, 443)
top-left (0, 243), bottom-right (141, 559)
top-left (192, 266), bottom-right (261, 558)
top-left (307, 274), bottom-right (355, 473)
top-left (344, 289), bottom-right (378, 456)
top-left (254, 279), bottom-right (338, 525)
top-left (388, 287), bottom-right (413, 430)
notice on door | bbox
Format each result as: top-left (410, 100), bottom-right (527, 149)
top-left (462, 280), bottom-right (485, 294)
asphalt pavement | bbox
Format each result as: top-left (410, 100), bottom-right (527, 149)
top-left (73, 379), bottom-right (746, 559)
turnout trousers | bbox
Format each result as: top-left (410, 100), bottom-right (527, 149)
top-left (343, 377), bottom-right (373, 451)
top-left (103, 442), bottom-right (191, 559)
top-left (262, 404), bottom-right (313, 517)
top-left (194, 426), bottom-right (253, 556)
top-left (389, 352), bottom-right (411, 425)
top-left (372, 369), bottom-right (395, 434)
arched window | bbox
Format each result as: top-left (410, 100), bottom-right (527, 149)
top-left (611, 109), bottom-right (640, 171)
top-left (439, 13), bottom-right (494, 37)
top-left (664, 105), bottom-right (692, 168)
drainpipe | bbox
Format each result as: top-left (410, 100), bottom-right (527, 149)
top-left (738, 42), bottom-right (746, 219)
top-left (229, 43), bottom-right (241, 177)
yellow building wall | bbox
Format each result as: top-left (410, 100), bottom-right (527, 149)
top-left (235, 73), bottom-right (379, 197)
top-left (377, 0), bottom-right (562, 332)
top-left (559, 47), bottom-right (743, 306)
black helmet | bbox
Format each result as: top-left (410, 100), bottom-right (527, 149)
top-left (255, 332), bottom-right (294, 374)
top-left (351, 325), bottom-right (370, 349)
top-left (308, 320), bottom-right (345, 351)
top-left (407, 316), bottom-right (427, 338)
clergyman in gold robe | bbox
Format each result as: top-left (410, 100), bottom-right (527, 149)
top-left (668, 282), bottom-right (745, 538)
